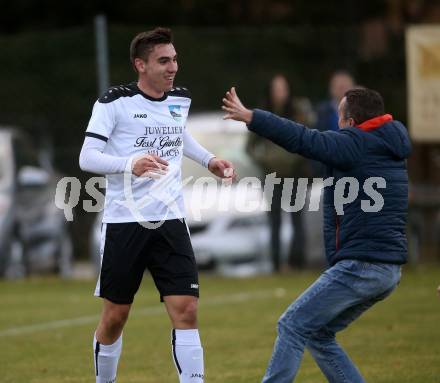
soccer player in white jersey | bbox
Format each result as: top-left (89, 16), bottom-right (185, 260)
top-left (79, 27), bottom-right (235, 383)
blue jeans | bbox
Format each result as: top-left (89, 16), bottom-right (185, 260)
top-left (262, 260), bottom-right (401, 383)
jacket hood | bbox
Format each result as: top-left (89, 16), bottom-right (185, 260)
top-left (356, 115), bottom-right (411, 160)
top-left (377, 120), bottom-right (412, 160)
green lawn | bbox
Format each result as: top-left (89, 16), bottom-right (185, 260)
top-left (1, 266), bottom-right (439, 382)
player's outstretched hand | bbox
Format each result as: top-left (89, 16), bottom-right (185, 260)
top-left (437, 285), bottom-right (440, 298)
top-left (132, 154), bottom-right (169, 178)
top-left (208, 157), bottom-right (237, 183)
top-left (222, 87), bottom-right (253, 124)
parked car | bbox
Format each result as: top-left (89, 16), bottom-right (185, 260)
top-left (183, 182), bottom-right (289, 276)
top-left (182, 112), bottom-right (324, 273)
top-left (184, 174), bottom-right (324, 275)
top-left (90, 112), bottom-right (324, 275)
top-left (0, 127), bottom-right (73, 278)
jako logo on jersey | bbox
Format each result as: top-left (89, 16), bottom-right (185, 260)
top-left (133, 113), bottom-right (148, 118)
top-left (168, 105), bottom-right (182, 121)
top-left (190, 373), bottom-right (204, 379)
top-left (191, 284), bottom-right (199, 289)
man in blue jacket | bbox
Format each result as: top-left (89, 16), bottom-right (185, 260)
top-left (222, 87), bottom-right (411, 382)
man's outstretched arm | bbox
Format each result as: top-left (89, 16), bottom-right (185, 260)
top-left (222, 87), bottom-right (364, 170)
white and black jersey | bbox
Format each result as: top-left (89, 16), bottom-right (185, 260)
top-left (81, 82), bottom-right (214, 223)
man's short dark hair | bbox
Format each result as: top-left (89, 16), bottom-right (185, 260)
top-left (343, 88), bottom-right (385, 124)
top-left (130, 27), bottom-right (173, 68)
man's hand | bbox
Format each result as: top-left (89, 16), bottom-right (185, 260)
top-left (437, 285), bottom-right (440, 298)
top-left (222, 87), bottom-right (253, 124)
top-left (208, 157), bottom-right (237, 182)
top-left (132, 154), bottom-right (169, 178)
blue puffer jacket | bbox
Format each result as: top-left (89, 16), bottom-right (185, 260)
top-left (249, 109), bottom-right (412, 266)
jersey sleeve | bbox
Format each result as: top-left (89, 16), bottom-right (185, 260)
top-left (183, 129), bottom-right (215, 168)
top-left (85, 100), bottom-right (116, 142)
top-left (79, 136), bottom-right (129, 175)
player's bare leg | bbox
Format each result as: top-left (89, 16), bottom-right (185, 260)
top-left (164, 295), bottom-right (204, 382)
top-left (164, 295), bottom-right (198, 328)
top-left (93, 299), bottom-right (131, 383)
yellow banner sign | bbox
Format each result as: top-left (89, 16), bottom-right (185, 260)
top-left (406, 26), bottom-right (440, 142)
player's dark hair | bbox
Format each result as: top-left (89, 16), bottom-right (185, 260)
top-left (130, 27), bottom-right (173, 70)
top-left (343, 88), bottom-right (385, 124)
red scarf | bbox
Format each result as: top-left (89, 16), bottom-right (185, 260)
top-left (357, 114), bottom-right (393, 132)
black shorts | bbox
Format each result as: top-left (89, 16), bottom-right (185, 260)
top-left (94, 219), bottom-right (199, 304)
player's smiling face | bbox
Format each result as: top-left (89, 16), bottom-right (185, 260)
top-left (138, 43), bottom-right (178, 95)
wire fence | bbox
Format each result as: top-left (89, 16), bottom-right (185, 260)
top-left (0, 23), bottom-right (438, 262)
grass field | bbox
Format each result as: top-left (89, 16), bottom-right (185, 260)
top-left (1, 265), bottom-right (439, 382)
